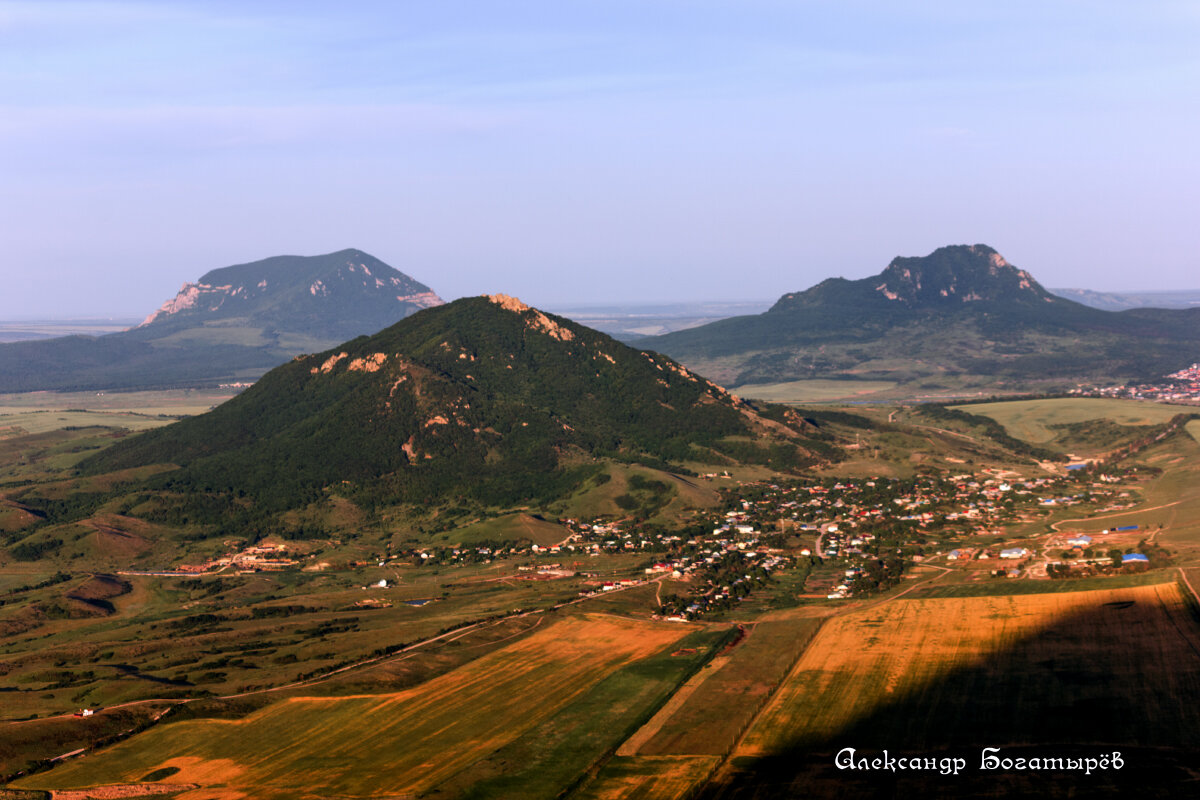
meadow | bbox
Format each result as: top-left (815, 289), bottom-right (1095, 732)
top-left (736, 380), bottom-right (898, 404)
top-left (953, 397), bottom-right (1192, 444)
top-left (0, 388), bottom-right (237, 419)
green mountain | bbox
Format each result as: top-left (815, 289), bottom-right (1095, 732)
top-left (0, 249), bottom-right (443, 392)
top-left (70, 295), bottom-right (827, 538)
top-left (643, 245), bottom-right (1200, 392)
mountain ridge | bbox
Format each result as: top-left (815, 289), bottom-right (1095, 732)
top-left (643, 244), bottom-right (1200, 391)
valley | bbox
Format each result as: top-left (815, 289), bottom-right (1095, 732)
top-left (4, 376), bottom-right (1200, 797)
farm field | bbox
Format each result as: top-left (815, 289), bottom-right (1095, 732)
top-left (954, 397), bottom-right (1192, 444)
top-left (736, 379), bottom-right (898, 403)
top-left (576, 613), bottom-right (826, 800)
top-left (18, 614), bottom-right (696, 799)
top-left (631, 614), bottom-right (825, 757)
top-left (0, 388), bottom-right (240, 439)
top-left (0, 388), bottom-right (238, 417)
top-left (711, 581), bottom-right (1200, 798)
top-left (573, 755), bottom-right (722, 800)
top-left (0, 410), bottom-right (178, 436)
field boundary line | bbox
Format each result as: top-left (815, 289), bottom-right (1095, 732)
top-left (694, 616), bottom-right (828, 794)
top-left (1164, 571), bottom-right (1200, 663)
top-left (1050, 499), bottom-right (1189, 532)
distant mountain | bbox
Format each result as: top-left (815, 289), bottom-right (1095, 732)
top-left (643, 245), bottom-right (1200, 392)
top-left (77, 295), bottom-right (827, 533)
top-left (0, 249), bottom-right (443, 392)
top-left (1049, 287), bottom-right (1200, 312)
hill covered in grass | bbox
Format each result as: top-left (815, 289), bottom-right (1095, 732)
top-left (55, 295), bottom-right (827, 540)
top-left (0, 249), bottom-right (443, 392)
top-left (642, 245), bottom-right (1200, 393)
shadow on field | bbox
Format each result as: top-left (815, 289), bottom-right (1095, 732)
top-left (703, 586), bottom-right (1200, 800)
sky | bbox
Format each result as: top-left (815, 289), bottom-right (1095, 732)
top-left (2, 0), bottom-right (1198, 318)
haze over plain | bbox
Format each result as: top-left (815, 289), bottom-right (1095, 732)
top-left (2, 1), bottom-right (1198, 317)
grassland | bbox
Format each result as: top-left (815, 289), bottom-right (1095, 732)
top-left (0, 388), bottom-right (238, 418)
top-left (0, 558), bottom-right (607, 721)
top-left (430, 512), bottom-right (571, 547)
top-left (19, 615), bottom-right (694, 799)
top-left (736, 380), bottom-right (897, 404)
top-left (0, 388), bottom-right (239, 447)
top-left (954, 397), bottom-right (1192, 444)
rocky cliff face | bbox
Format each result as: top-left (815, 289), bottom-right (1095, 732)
top-left (870, 245), bottom-right (1056, 307)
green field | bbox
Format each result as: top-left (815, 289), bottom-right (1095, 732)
top-left (0, 410), bottom-right (180, 436)
top-left (0, 388), bottom-right (239, 416)
top-left (954, 397), bottom-right (1193, 444)
top-left (736, 379), bottom-right (898, 403)
top-left (0, 388), bottom-right (240, 439)
top-left (19, 615), bottom-right (697, 799)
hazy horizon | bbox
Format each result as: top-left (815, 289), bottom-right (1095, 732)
top-left (4, 1), bottom-right (1198, 317)
top-left (5, 279), bottom-right (1200, 325)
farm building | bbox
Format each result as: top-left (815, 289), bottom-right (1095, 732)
top-left (1122, 553), bottom-right (1150, 564)
top-left (1066, 535), bottom-right (1093, 547)
top-left (1000, 548), bottom-right (1029, 559)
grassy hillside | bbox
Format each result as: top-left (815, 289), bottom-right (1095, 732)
top-left (3, 297), bottom-right (827, 548)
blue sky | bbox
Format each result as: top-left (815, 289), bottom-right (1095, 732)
top-left (2, 1), bottom-right (1198, 317)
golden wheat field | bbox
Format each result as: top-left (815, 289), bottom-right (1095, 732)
top-left (21, 614), bottom-right (690, 800)
top-left (734, 582), bottom-right (1200, 758)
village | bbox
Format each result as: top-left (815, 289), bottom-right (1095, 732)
top-left (1077, 361), bottom-right (1200, 403)
top-left (382, 461), bottom-right (1157, 619)
top-left (132, 461), bottom-right (1161, 621)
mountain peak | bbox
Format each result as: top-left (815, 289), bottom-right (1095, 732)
top-left (485, 293), bottom-right (530, 312)
top-left (86, 294), bottom-right (821, 513)
top-left (138, 249), bottom-right (443, 330)
top-left (874, 244), bottom-right (1052, 306)
top-left (483, 294), bottom-right (576, 341)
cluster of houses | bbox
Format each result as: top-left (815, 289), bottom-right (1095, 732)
top-left (175, 542), bottom-right (297, 574)
top-left (369, 464), bottom-right (1149, 615)
top-left (561, 511), bottom-right (793, 619)
top-left (1077, 361), bottom-right (1200, 403)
